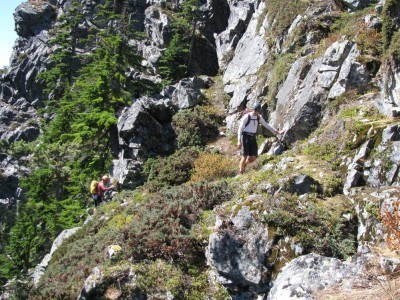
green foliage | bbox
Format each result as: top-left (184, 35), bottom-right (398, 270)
top-left (125, 181), bottom-right (233, 262)
top-left (172, 106), bottom-right (220, 148)
top-left (262, 0), bottom-right (309, 39)
top-left (263, 193), bottom-right (357, 259)
top-left (387, 30), bottom-right (400, 59)
top-left (265, 53), bottom-right (296, 108)
top-left (38, 181), bottom-right (232, 298)
top-left (158, 33), bottom-right (190, 84)
top-left (3, 142), bottom-right (89, 278)
top-left (301, 141), bottom-right (340, 163)
top-left (2, 0), bottom-right (148, 282)
top-left (382, 0), bottom-right (399, 50)
top-left (142, 147), bottom-right (201, 191)
top-left (7, 140), bottom-right (35, 159)
top-left (158, 0), bottom-right (202, 84)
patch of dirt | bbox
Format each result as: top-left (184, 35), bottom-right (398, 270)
top-left (208, 134), bottom-right (240, 158)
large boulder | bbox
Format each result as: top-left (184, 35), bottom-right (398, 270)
top-left (267, 253), bottom-right (361, 300)
top-left (14, 1), bottom-right (56, 38)
top-left (171, 76), bottom-right (211, 109)
top-left (206, 206), bottom-right (273, 297)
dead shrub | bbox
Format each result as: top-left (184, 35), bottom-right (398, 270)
top-left (190, 152), bottom-right (237, 183)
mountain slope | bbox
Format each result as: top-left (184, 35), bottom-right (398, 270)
top-left (1, 0), bottom-right (400, 299)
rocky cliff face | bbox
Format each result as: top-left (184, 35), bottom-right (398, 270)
top-left (2, 0), bottom-right (400, 299)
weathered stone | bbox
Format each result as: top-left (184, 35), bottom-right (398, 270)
top-left (172, 77), bottom-right (210, 109)
top-left (327, 44), bottom-right (369, 99)
top-left (78, 267), bottom-right (104, 300)
top-left (206, 206), bottom-right (273, 294)
top-left (270, 39), bottom-right (371, 144)
top-left (144, 6), bottom-right (172, 47)
top-left (366, 141), bottom-right (400, 187)
top-left (340, 0), bottom-right (381, 11)
top-left (32, 227), bottom-right (81, 287)
top-left (287, 174), bottom-right (322, 196)
top-left (267, 253), bottom-right (361, 300)
top-left (223, 1), bottom-right (268, 113)
top-left (353, 188), bottom-right (400, 250)
top-left (344, 169), bottom-right (364, 194)
top-left (381, 124), bottom-right (400, 143)
top-left (353, 138), bottom-right (374, 165)
top-left (14, 2), bottom-right (56, 38)
top-left (215, 0), bottom-right (256, 71)
top-left (365, 14), bottom-right (382, 29)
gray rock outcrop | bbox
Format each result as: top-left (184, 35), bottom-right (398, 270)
top-left (32, 227), bottom-right (81, 287)
top-left (215, 0), bottom-right (257, 71)
top-left (111, 95), bottom-right (177, 188)
top-left (206, 206), bottom-right (273, 297)
top-left (223, 1), bottom-right (268, 114)
top-left (270, 39), bottom-right (370, 143)
top-left (77, 266), bottom-right (104, 300)
top-left (171, 76), bottom-right (211, 109)
top-left (340, 0), bottom-right (381, 11)
top-left (267, 253), bottom-right (361, 300)
top-left (378, 63), bottom-right (400, 117)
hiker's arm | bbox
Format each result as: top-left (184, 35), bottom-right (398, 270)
top-left (237, 116), bottom-right (245, 147)
top-left (260, 117), bottom-right (282, 136)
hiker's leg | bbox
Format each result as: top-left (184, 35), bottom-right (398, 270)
top-left (239, 155), bottom-right (247, 174)
top-left (247, 156), bottom-right (257, 163)
top-left (93, 195), bottom-right (99, 207)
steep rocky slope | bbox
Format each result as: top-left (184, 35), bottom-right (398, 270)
top-left (1, 0), bottom-right (400, 299)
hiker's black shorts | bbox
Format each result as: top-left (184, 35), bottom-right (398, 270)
top-left (241, 132), bottom-right (258, 157)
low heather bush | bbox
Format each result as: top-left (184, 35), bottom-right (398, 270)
top-left (142, 147), bottom-right (201, 191)
top-left (172, 106), bottom-right (220, 149)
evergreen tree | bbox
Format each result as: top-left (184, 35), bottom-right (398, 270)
top-left (3, 0), bottom-right (147, 280)
top-left (38, 1), bottom-right (85, 101)
top-left (158, 0), bottom-right (202, 84)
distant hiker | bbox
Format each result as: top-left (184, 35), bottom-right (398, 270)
top-left (93, 175), bottom-right (115, 208)
top-left (237, 102), bottom-right (284, 174)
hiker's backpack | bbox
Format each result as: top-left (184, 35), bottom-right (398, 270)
top-left (241, 109), bottom-right (260, 129)
top-left (90, 180), bottom-right (98, 195)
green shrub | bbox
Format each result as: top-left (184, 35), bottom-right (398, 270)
top-left (142, 147), bottom-right (201, 191)
top-left (301, 141), bottom-right (340, 163)
top-left (38, 181), bottom-right (232, 298)
top-left (172, 106), bottom-right (220, 149)
top-left (124, 181), bottom-right (233, 262)
top-left (263, 0), bottom-right (309, 39)
top-left (382, 0), bottom-right (398, 50)
top-left (263, 193), bottom-right (357, 259)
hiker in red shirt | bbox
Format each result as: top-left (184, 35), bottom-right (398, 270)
top-left (97, 175), bottom-right (114, 202)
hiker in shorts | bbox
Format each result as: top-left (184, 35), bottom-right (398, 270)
top-left (237, 102), bottom-right (284, 174)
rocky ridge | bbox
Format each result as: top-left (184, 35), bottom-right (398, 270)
top-left (1, 0), bottom-right (400, 299)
